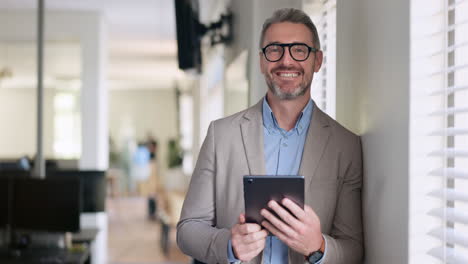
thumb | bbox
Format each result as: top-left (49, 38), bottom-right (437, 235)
top-left (238, 213), bottom-right (246, 224)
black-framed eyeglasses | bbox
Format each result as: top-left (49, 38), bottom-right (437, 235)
top-left (261, 43), bottom-right (318, 62)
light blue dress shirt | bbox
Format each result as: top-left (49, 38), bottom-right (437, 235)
top-left (227, 98), bottom-right (326, 263)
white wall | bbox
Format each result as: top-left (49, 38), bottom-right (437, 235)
top-left (335, 0), bottom-right (362, 134)
top-left (335, 0), bottom-right (411, 263)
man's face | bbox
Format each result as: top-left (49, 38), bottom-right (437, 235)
top-left (260, 22), bottom-right (323, 100)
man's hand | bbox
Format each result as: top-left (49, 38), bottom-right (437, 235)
top-left (231, 213), bottom-right (268, 262)
top-left (260, 198), bottom-right (324, 256)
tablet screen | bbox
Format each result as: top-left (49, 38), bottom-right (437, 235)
top-left (243, 175), bottom-right (304, 224)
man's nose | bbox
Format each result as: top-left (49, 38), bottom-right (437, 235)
top-left (280, 48), bottom-right (295, 65)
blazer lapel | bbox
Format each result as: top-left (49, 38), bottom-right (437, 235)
top-left (240, 100), bottom-right (266, 175)
top-left (299, 104), bottom-right (331, 189)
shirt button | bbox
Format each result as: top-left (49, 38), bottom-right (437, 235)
top-left (282, 143), bottom-right (288, 147)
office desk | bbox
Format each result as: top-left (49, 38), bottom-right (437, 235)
top-left (72, 228), bottom-right (98, 264)
top-left (0, 228), bottom-right (97, 264)
top-left (72, 228), bottom-right (98, 245)
top-left (0, 247), bottom-right (90, 264)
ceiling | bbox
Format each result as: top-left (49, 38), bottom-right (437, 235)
top-left (0, 0), bottom-right (176, 40)
top-left (0, 0), bottom-right (184, 90)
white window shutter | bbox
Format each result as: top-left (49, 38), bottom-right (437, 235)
top-left (304, 0), bottom-right (336, 118)
top-left (411, 0), bottom-right (468, 263)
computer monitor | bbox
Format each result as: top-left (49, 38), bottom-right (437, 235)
top-left (12, 178), bottom-right (81, 233)
top-left (48, 170), bottom-right (106, 212)
top-left (0, 171), bottom-right (32, 230)
top-left (0, 178), bottom-right (10, 228)
top-left (0, 170), bottom-right (30, 179)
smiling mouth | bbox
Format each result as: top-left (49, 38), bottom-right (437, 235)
top-left (275, 72), bottom-right (300, 79)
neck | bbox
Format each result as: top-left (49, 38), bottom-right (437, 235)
top-left (266, 90), bottom-right (310, 131)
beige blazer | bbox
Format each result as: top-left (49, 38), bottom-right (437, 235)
top-left (177, 99), bottom-right (363, 264)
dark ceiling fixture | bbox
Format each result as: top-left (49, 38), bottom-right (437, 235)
top-left (174, 0), bottom-right (233, 72)
top-left (198, 12), bottom-right (233, 46)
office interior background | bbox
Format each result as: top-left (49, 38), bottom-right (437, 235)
top-left (0, 0), bottom-right (467, 263)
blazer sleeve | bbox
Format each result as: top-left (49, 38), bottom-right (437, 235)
top-left (176, 121), bottom-right (231, 264)
top-left (322, 136), bottom-right (364, 264)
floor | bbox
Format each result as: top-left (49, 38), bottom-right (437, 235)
top-left (107, 197), bottom-right (191, 264)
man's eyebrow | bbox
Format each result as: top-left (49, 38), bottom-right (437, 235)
top-left (264, 41), bottom-right (282, 45)
top-left (265, 41), bottom-right (309, 45)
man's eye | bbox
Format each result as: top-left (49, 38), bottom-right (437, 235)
top-left (269, 47), bottom-right (281, 53)
top-left (293, 47), bottom-right (307, 53)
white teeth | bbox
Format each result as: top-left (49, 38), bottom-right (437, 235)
top-left (279, 73), bottom-right (298, 77)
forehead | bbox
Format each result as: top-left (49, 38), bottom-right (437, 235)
top-left (262, 22), bottom-right (314, 46)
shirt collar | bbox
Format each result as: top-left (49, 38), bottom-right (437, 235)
top-left (262, 97), bottom-right (314, 135)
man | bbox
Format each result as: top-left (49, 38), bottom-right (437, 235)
top-left (177, 8), bottom-right (363, 264)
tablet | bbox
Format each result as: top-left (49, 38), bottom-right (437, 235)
top-left (243, 175), bottom-right (304, 224)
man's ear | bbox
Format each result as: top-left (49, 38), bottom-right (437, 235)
top-left (259, 51), bottom-right (266, 74)
top-left (314, 50), bottom-right (323, 73)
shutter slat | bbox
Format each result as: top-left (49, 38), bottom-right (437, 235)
top-left (429, 127), bottom-right (468, 136)
top-left (428, 208), bottom-right (468, 225)
top-left (429, 189), bottom-right (468, 202)
top-left (429, 63), bottom-right (468, 76)
top-left (429, 227), bottom-right (468, 248)
top-left (449, 0), bottom-right (468, 11)
top-left (430, 84), bottom-right (468, 95)
top-left (426, 0), bottom-right (468, 17)
top-left (429, 148), bottom-right (468, 158)
top-left (429, 168), bottom-right (468, 179)
top-left (430, 107), bottom-right (468, 115)
top-left (428, 246), bottom-right (468, 263)
top-left (428, 41), bottom-right (468, 57)
top-left (448, 18), bottom-right (468, 31)
top-left (426, 18), bottom-right (468, 38)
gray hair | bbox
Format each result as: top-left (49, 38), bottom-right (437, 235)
top-left (259, 8), bottom-right (320, 50)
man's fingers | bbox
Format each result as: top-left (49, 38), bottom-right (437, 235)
top-left (232, 231), bottom-right (267, 262)
top-left (261, 207), bottom-right (296, 237)
top-left (304, 205), bottom-right (320, 222)
top-left (239, 213), bottom-right (246, 224)
top-left (231, 213), bottom-right (268, 262)
top-left (243, 223), bottom-right (263, 234)
top-left (234, 222), bottom-right (262, 235)
top-left (281, 198), bottom-right (306, 220)
top-left (268, 200), bottom-right (302, 229)
top-left (261, 220), bottom-right (289, 243)
top-left (245, 239), bottom-right (266, 258)
top-left (242, 229), bottom-right (268, 244)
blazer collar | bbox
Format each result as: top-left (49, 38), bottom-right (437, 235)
top-left (298, 104), bottom-right (331, 189)
top-left (240, 99), bottom-right (266, 175)
top-left (240, 98), bottom-right (331, 182)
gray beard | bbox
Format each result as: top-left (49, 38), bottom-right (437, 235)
top-left (267, 81), bottom-right (309, 100)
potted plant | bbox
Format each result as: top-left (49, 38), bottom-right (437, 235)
top-left (165, 139), bottom-right (185, 191)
